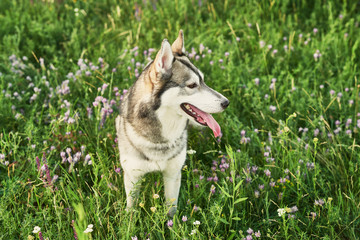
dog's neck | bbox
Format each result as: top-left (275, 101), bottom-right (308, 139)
top-left (156, 106), bottom-right (188, 142)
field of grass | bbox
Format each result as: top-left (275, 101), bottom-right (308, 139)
top-left (0, 0), bottom-right (360, 239)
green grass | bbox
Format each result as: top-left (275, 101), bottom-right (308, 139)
top-left (0, 0), bottom-right (359, 239)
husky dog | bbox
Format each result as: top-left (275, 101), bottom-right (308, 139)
top-left (115, 30), bottom-right (229, 216)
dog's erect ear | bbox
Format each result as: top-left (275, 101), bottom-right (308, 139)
top-left (172, 29), bottom-right (185, 54)
top-left (154, 39), bottom-right (174, 73)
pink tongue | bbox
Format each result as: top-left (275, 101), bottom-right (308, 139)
top-left (191, 106), bottom-right (222, 138)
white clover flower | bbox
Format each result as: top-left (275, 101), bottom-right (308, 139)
top-left (84, 228), bottom-right (93, 233)
top-left (277, 208), bottom-right (286, 217)
top-left (187, 149), bottom-right (196, 155)
top-left (32, 226), bottom-right (41, 234)
top-left (84, 224), bottom-right (93, 233)
top-left (153, 194), bottom-right (159, 199)
top-left (193, 220), bottom-right (201, 225)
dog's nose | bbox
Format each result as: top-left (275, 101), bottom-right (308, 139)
top-left (221, 99), bottom-right (230, 109)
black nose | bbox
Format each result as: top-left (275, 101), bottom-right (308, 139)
top-left (221, 99), bottom-right (230, 109)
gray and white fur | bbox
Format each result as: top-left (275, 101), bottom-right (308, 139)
top-left (115, 30), bottom-right (229, 216)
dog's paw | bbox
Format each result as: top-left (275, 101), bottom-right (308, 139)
top-left (167, 206), bottom-right (177, 217)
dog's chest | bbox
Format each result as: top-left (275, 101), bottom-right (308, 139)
top-left (130, 122), bottom-right (187, 161)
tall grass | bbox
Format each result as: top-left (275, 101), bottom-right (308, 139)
top-left (0, 0), bottom-right (359, 239)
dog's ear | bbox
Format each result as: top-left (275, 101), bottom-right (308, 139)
top-left (154, 39), bottom-right (174, 73)
top-left (172, 29), bottom-right (185, 54)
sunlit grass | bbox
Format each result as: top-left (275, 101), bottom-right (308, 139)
top-left (0, 0), bottom-right (359, 239)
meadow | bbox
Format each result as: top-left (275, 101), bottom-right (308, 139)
top-left (0, 0), bottom-right (359, 239)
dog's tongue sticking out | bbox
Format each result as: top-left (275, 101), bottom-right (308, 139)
top-left (192, 106), bottom-right (222, 138)
top-left (198, 112), bottom-right (222, 138)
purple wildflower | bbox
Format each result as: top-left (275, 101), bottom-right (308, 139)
top-left (279, 178), bottom-right (286, 184)
top-left (313, 50), bottom-right (322, 60)
top-left (247, 228), bottom-right (254, 235)
top-left (269, 82), bottom-right (275, 90)
top-left (167, 220), bottom-right (173, 227)
top-left (246, 235), bottom-right (253, 240)
top-left (259, 40), bottom-right (265, 48)
top-left (346, 129), bottom-right (352, 136)
top-left (269, 105), bottom-right (276, 113)
top-left (246, 177), bottom-right (252, 183)
top-left (291, 206), bottom-right (298, 213)
top-left (72, 220), bottom-right (78, 240)
top-left (85, 154), bottom-right (91, 164)
top-left (39, 232), bottom-right (44, 240)
top-left (312, 128), bottom-right (319, 136)
top-left (241, 130), bottom-right (246, 136)
top-left (210, 184), bottom-right (216, 194)
top-left (314, 199), bottom-right (325, 206)
top-left (36, 156), bottom-right (41, 171)
top-left (45, 164), bottom-right (52, 186)
top-left (306, 162), bottom-right (315, 170)
top-left (346, 118), bottom-right (352, 127)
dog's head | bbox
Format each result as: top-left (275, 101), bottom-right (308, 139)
top-left (148, 30), bottom-right (229, 137)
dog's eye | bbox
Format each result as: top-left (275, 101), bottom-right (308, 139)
top-left (187, 83), bottom-right (198, 89)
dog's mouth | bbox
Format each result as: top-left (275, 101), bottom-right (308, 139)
top-left (180, 103), bottom-right (221, 138)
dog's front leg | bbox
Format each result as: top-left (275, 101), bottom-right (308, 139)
top-left (163, 170), bottom-right (182, 217)
top-left (123, 171), bottom-right (143, 210)
top-left (163, 149), bottom-right (186, 217)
